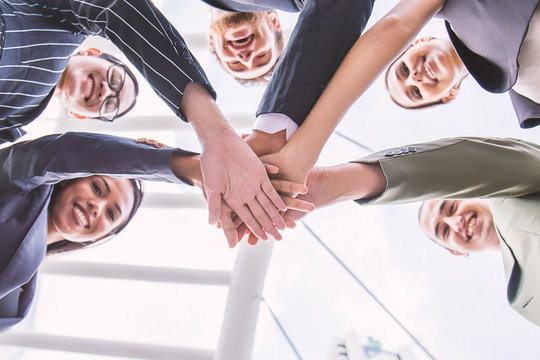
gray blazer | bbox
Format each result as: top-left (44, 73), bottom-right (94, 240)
top-left (353, 137), bottom-right (540, 325)
top-left (202, 0), bottom-right (375, 127)
top-left (0, 132), bottom-right (193, 332)
top-left (438, 0), bottom-right (540, 128)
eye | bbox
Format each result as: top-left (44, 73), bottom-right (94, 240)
top-left (92, 181), bottom-right (102, 196)
top-left (103, 97), bottom-right (119, 114)
top-left (400, 62), bottom-right (410, 77)
top-left (442, 224), bottom-right (449, 240)
top-left (449, 201), bottom-right (456, 215)
top-left (412, 86), bottom-right (422, 99)
top-left (107, 208), bottom-right (115, 221)
top-left (256, 52), bottom-right (267, 59)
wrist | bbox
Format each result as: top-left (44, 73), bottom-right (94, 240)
top-left (170, 153), bottom-right (202, 187)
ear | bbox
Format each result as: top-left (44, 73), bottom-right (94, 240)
top-left (207, 33), bottom-right (214, 49)
top-left (449, 249), bottom-right (469, 257)
top-left (69, 111), bottom-right (86, 120)
top-left (441, 86), bottom-right (459, 103)
top-left (78, 47), bottom-right (102, 57)
top-left (413, 36), bottom-right (433, 45)
top-left (267, 11), bottom-right (281, 31)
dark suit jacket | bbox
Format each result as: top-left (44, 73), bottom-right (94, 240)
top-left (202, 0), bottom-right (375, 127)
top-left (438, 0), bottom-right (540, 128)
top-left (0, 0), bottom-right (214, 144)
top-left (0, 132), bottom-right (194, 332)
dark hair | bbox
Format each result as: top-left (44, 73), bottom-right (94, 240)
top-left (46, 178), bottom-right (144, 256)
top-left (73, 51), bottom-right (140, 120)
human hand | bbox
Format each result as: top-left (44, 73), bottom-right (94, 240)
top-left (244, 129), bottom-right (287, 157)
top-left (220, 177), bottom-right (314, 248)
top-left (201, 127), bottom-right (288, 241)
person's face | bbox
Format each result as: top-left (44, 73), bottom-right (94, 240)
top-left (386, 38), bottom-right (467, 107)
top-left (208, 11), bottom-right (281, 79)
top-left (420, 199), bottom-right (500, 255)
top-left (57, 56), bottom-right (136, 119)
top-left (48, 176), bottom-right (135, 243)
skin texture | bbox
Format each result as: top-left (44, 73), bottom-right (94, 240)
top-left (47, 175), bottom-right (135, 244)
top-left (180, 82), bottom-right (290, 245)
top-left (419, 199), bottom-right (500, 256)
top-left (57, 55), bottom-right (137, 118)
top-left (208, 10), bottom-right (281, 80)
top-left (386, 38), bottom-right (468, 108)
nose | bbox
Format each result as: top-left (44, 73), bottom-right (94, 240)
top-left (445, 215), bottom-right (464, 233)
top-left (234, 49), bottom-right (253, 64)
top-left (98, 79), bottom-right (114, 101)
top-left (412, 68), bottom-right (423, 83)
top-left (88, 198), bottom-right (107, 217)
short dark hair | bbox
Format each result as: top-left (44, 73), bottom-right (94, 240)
top-left (46, 178), bottom-right (144, 256)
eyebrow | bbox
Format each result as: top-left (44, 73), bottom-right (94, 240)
top-left (99, 176), bottom-right (111, 194)
top-left (434, 200), bottom-right (447, 239)
top-left (100, 176), bottom-right (122, 216)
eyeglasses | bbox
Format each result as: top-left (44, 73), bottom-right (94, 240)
top-left (98, 64), bottom-right (127, 122)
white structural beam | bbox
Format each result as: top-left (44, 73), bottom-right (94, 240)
top-left (215, 240), bottom-right (274, 360)
top-left (142, 192), bottom-right (207, 209)
top-left (40, 261), bottom-right (231, 286)
top-left (0, 332), bottom-right (213, 360)
top-left (52, 113), bottom-right (255, 133)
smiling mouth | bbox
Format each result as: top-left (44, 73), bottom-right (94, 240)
top-left (73, 203), bottom-right (90, 228)
top-left (424, 60), bottom-right (437, 82)
top-left (466, 215), bottom-right (477, 240)
top-left (84, 74), bottom-right (95, 102)
top-left (228, 34), bottom-right (254, 50)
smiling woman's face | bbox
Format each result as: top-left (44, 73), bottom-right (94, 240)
top-left (57, 56), bottom-right (137, 118)
top-left (48, 175), bottom-right (135, 243)
top-left (386, 38), bottom-right (467, 108)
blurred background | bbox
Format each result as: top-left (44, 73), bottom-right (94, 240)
top-left (1, 0), bottom-right (539, 359)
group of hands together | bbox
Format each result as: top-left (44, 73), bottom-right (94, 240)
top-left (201, 127), bottom-right (318, 248)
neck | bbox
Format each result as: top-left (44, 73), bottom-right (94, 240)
top-left (47, 212), bottom-right (63, 245)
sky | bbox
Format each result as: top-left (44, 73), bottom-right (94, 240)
top-left (1, 1), bottom-right (540, 360)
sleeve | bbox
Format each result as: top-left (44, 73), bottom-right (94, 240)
top-left (0, 132), bottom-right (197, 192)
top-left (509, 90), bottom-right (540, 129)
top-left (352, 137), bottom-right (540, 205)
top-left (40, 0), bottom-right (216, 121)
top-left (256, 0), bottom-right (374, 125)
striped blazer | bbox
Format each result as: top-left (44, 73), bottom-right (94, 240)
top-left (0, 0), bottom-right (215, 143)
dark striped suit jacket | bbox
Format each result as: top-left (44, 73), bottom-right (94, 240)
top-left (0, 0), bottom-right (215, 143)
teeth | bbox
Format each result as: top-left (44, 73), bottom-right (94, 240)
top-left (74, 205), bottom-right (89, 227)
top-left (85, 77), bottom-right (93, 99)
top-left (466, 217), bottom-right (476, 237)
top-left (424, 63), bottom-right (436, 81)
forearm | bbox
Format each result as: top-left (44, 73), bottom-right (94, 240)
top-left (282, 0), bottom-right (444, 167)
top-left (181, 82), bottom-right (233, 148)
top-left (314, 163), bottom-right (386, 208)
top-left (170, 153), bottom-right (203, 189)
top-left (0, 133), bottom-right (195, 191)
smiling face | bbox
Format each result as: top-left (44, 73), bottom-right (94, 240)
top-left (386, 38), bottom-right (468, 108)
top-left (420, 199), bottom-right (500, 255)
top-left (57, 55), bottom-right (137, 119)
top-left (47, 176), bottom-right (135, 244)
top-left (208, 10), bottom-right (283, 80)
